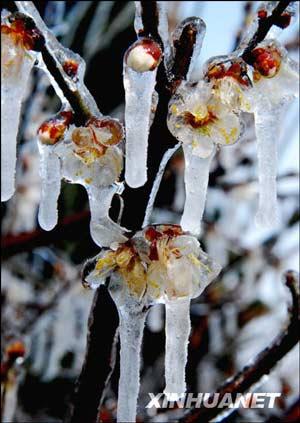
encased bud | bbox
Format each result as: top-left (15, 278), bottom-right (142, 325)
top-left (125, 38), bottom-right (162, 72)
top-left (2, 12), bottom-right (44, 51)
top-left (38, 111), bottom-right (73, 145)
top-left (251, 46), bottom-right (282, 80)
top-left (63, 59), bottom-right (79, 79)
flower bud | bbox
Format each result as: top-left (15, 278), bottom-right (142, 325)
top-left (38, 111), bottom-right (73, 145)
top-left (251, 46), bottom-right (281, 79)
top-left (125, 38), bottom-right (162, 72)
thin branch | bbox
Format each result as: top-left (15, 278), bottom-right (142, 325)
top-left (180, 270), bottom-right (299, 422)
top-left (241, 0), bottom-right (292, 64)
top-left (1, 210), bottom-right (91, 259)
top-left (14, 2), bottom-right (95, 125)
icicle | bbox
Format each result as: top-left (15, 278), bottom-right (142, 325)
top-left (181, 144), bottom-right (214, 236)
top-left (124, 66), bottom-right (158, 187)
top-left (110, 293), bottom-right (148, 423)
top-left (254, 105), bottom-right (282, 228)
top-left (1, 29), bottom-right (34, 201)
top-left (87, 184), bottom-right (127, 247)
top-left (38, 144), bottom-right (61, 231)
top-left (164, 297), bottom-right (191, 400)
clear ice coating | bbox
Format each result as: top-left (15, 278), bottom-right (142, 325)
top-left (84, 225), bottom-right (222, 420)
top-left (123, 64), bottom-right (158, 188)
top-left (15, 1), bottom-right (101, 116)
top-left (38, 144), bottom-right (61, 231)
top-left (164, 297), bottom-right (191, 400)
top-left (1, 28), bottom-right (34, 201)
top-left (157, 1), bottom-right (173, 72)
top-left (185, 18), bottom-right (206, 83)
top-left (57, 129), bottom-right (126, 246)
top-left (181, 144), bottom-right (214, 236)
top-left (111, 292), bottom-right (148, 423)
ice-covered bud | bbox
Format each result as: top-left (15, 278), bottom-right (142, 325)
top-left (257, 4), bottom-right (293, 28)
top-left (38, 111), bottom-right (73, 145)
top-left (1, 12), bottom-right (44, 51)
top-left (5, 341), bottom-right (26, 364)
top-left (251, 45), bottom-right (281, 80)
top-left (125, 38), bottom-right (162, 72)
top-left (62, 59), bottom-right (79, 79)
top-left (246, 40), bottom-right (299, 108)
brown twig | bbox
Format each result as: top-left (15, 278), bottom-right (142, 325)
top-left (1, 210), bottom-right (91, 259)
top-left (180, 270), bottom-right (299, 422)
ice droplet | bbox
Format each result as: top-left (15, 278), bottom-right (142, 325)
top-left (181, 144), bottom-right (214, 236)
top-left (38, 144), bottom-right (61, 231)
top-left (124, 66), bottom-right (157, 188)
top-left (164, 297), bottom-right (191, 399)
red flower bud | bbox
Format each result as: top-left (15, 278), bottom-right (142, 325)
top-left (125, 38), bottom-right (162, 72)
top-left (38, 111), bottom-right (73, 145)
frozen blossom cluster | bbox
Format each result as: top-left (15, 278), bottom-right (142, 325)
top-left (1, 1), bottom-right (299, 423)
top-left (85, 224), bottom-right (221, 421)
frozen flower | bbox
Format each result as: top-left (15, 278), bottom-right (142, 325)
top-left (85, 224), bottom-right (221, 302)
top-left (168, 80), bottom-right (243, 158)
top-left (71, 117), bottom-right (124, 165)
top-left (204, 57), bottom-right (252, 112)
top-left (247, 40), bottom-right (299, 108)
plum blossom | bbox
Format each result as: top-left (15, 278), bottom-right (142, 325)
top-left (84, 224), bottom-right (221, 420)
top-left (37, 113), bottom-right (125, 242)
top-left (86, 224), bottom-right (221, 301)
top-left (167, 75), bottom-right (244, 159)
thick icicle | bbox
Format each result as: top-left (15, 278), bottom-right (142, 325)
top-left (254, 106), bottom-right (282, 228)
top-left (38, 145), bottom-right (61, 231)
top-left (87, 184), bottom-right (127, 247)
top-left (181, 144), bottom-right (214, 236)
top-left (124, 66), bottom-right (158, 188)
top-left (1, 30), bottom-right (34, 201)
top-left (164, 297), bottom-right (191, 399)
top-left (113, 296), bottom-right (148, 423)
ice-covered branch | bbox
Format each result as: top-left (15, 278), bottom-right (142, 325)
top-left (15, 1), bottom-right (99, 126)
top-left (180, 270), bottom-right (299, 423)
top-left (241, 0), bottom-right (292, 64)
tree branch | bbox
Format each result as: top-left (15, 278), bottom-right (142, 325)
top-left (180, 270), bottom-right (299, 422)
top-left (241, 0), bottom-right (292, 64)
